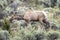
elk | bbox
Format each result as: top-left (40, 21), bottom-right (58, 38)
top-left (23, 9), bottom-right (48, 24)
top-left (23, 9), bottom-right (51, 29)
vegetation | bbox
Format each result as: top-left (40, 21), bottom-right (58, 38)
top-left (0, 30), bottom-right (10, 40)
top-left (0, 0), bottom-right (60, 40)
top-left (2, 17), bottom-right (10, 32)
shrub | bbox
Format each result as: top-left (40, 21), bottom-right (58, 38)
top-left (34, 33), bottom-right (44, 40)
top-left (47, 30), bottom-right (60, 40)
top-left (0, 30), bottom-right (10, 40)
top-left (53, 11), bottom-right (60, 19)
top-left (23, 34), bottom-right (35, 40)
top-left (43, 8), bottom-right (54, 13)
top-left (16, 7), bottom-right (26, 15)
top-left (57, 0), bottom-right (60, 8)
top-left (0, 0), bottom-right (8, 11)
top-left (49, 22), bottom-right (59, 30)
top-left (2, 17), bottom-right (10, 32)
top-left (19, 20), bottom-right (27, 27)
top-left (11, 36), bottom-right (22, 40)
top-left (3, 6), bottom-right (14, 16)
top-left (0, 20), bottom-right (3, 27)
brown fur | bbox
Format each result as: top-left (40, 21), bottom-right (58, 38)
top-left (23, 9), bottom-right (46, 24)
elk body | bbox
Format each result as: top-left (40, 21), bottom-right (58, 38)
top-left (23, 9), bottom-right (48, 24)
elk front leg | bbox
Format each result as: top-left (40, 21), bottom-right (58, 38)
top-left (39, 18), bottom-right (45, 30)
top-left (39, 17), bottom-right (44, 25)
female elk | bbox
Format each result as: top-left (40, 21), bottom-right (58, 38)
top-left (23, 9), bottom-right (51, 30)
top-left (23, 9), bottom-right (48, 25)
